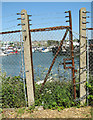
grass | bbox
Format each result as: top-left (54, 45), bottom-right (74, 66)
top-left (16, 108), bottom-right (25, 117)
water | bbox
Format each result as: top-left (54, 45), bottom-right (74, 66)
top-left (0, 52), bottom-right (79, 81)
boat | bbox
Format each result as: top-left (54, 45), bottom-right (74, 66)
top-left (52, 41), bottom-right (80, 56)
top-left (0, 50), bottom-right (8, 56)
top-left (36, 47), bottom-right (44, 52)
top-left (32, 48), bottom-right (35, 53)
top-left (41, 48), bottom-right (50, 52)
top-left (52, 45), bottom-right (79, 56)
top-left (36, 77), bottom-right (53, 85)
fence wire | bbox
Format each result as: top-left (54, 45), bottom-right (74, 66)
top-left (30, 29), bottom-right (81, 109)
top-left (87, 29), bottom-right (93, 106)
top-left (0, 32), bottom-right (23, 77)
top-left (0, 25), bottom-right (92, 110)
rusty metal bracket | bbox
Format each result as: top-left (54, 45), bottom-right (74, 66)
top-left (63, 58), bottom-right (72, 69)
top-left (60, 58), bottom-right (77, 72)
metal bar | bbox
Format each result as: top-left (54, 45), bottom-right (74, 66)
top-left (65, 62), bottom-right (72, 65)
top-left (59, 62), bottom-right (72, 65)
top-left (0, 26), bottom-right (69, 34)
top-left (0, 30), bottom-right (21, 34)
top-left (87, 28), bottom-right (93, 30)
top-left (40, 28), bottom-right (69, 92)
top-left (65, 66), bottom-right (72, 69)
top-left (31, 26), bottom-right (69, 32)
top-left (69, 11), bottom-right (76, 99)
top-left (63, 58), bottom-right (72, 69)
top-left (63, 58), bottom-right (71, 61)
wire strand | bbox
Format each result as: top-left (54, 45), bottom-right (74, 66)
top-left (0, 13), bottom-right (17, 18)
top-left (32, 12), bottom-right (65, 17)
top-left (3, 19), bottom-right (18, 23)
top-left (31, 21), bottom-right (67, 26)
top-left (32, 16), bottom-right (65, 20)
top-left (1, 25), bottom-right (20, 31)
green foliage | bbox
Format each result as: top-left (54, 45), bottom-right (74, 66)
top-left (35, 80), bottom-right (74, 110)
top-left (87, 76), bottom-right (93, 106)
top-left (16, 107), bottom-right (25, 117)
top-left (1, 70), bottom-right (92, 109)
top-left (26, 105), bottom-right (35, 113)
top-left (1, 74), bottom-right (26, 108)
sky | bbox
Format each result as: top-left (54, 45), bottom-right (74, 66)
top-left (0, 2), bottom-right (92, 40)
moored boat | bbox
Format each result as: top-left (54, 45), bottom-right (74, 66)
top-left (0, 50), bottom-right (8, 56)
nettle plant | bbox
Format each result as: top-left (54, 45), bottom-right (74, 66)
top-left (1, 67), bottom-right (92, 109)
top-left (1, 73), bottom-right (26, 108)
top-left (35, 80), bottom-right (75, 110)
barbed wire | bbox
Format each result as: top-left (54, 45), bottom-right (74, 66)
top-left (3, 19), bottom-right (18, 23)
top-left (31, 21), bottom-right (67, 26)
top-left (1, 25), bottom-right (21, 32)
top-left (32, 12), bottom-right (65, 17)
top-left (32, 16), bottom-right (65, 20)
top-left (0, 14), bottom-right (17, 18)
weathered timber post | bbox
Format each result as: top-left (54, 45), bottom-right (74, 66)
top-left (79, 8), bottom-right (86, 104)
top-left (21, 9), bottom-right (35, 106)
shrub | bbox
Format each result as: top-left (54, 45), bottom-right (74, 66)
top-left (1, 72), bottom-right (92, 109)
top-left (87, 76), bottom-right (93, 106)
top-left (1, 74), bottom-right (26, 108)
top-left (35, 80), bottom-right (74, 110)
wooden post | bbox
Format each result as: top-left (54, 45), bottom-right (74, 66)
top-left (21, 9), bottom-right (35, 106)
top-left (79, 8), bottom-right (86, 104)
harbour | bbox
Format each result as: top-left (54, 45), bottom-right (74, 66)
top-left (0, 51), bottom-right (79, 81)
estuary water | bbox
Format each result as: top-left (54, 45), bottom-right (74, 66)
top-left (0, 52), bottom-right (79, 81)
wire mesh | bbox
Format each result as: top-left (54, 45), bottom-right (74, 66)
top-left (31, 30), bottom-right (72, 81)
top-left (0, 28), bottom-right (78, 109)
top-left (31, 29), bottom-right (81, 109)
top-left (0, 24), bottom-right (92, 110)
top-left (0, 32), bottom-right (23, 77)
top-left (88, 29), bottom-right (93, 106)
top-left (0, 32), bottom-right (27, 108)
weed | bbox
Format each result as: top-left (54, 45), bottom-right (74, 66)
top-left (16, 108), bottom-right (25, 117)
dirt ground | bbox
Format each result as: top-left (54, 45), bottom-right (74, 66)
top-left (1, 106), bottom-right (93, 119)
